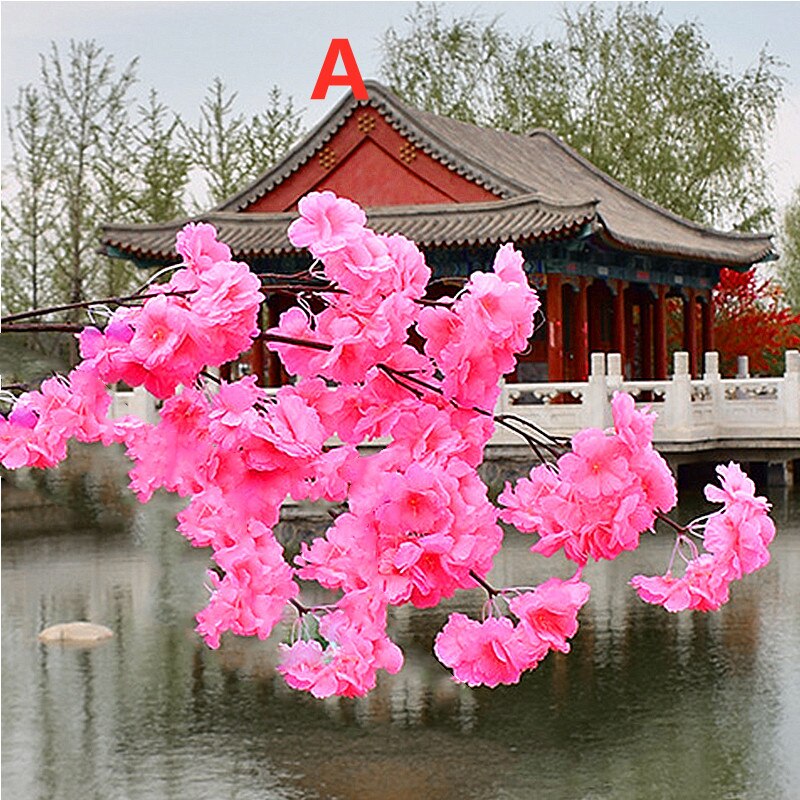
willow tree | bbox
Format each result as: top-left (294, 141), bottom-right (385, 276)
top-left (381, 3), bottom-right (785, 231)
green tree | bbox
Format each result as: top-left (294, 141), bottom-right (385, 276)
top-left (2, 40), bottom-right (304, 373)
top-left (130, 89), bottom-right (192, 222)
top-left (778, 186), bottom-right (800, 311)
top-left (2, 86), bottom-right (59, 315)
top-left (184, 77), bottom-right (247, 206)
top-left (381, 3), bottom-right (785, 231)
top-left (38, 40), bottom-right (139, 309)
top-left (381, 4), bottom-right (507, 125)
top-left (185, 78), bottom-right (304, 207)
top-left (241, 85), bottom-right (304, 181)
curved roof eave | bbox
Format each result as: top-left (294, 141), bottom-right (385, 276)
top-left (101, 194), bottom-right (600, 263)
top-left (526, 127), bottom-right (774, 244)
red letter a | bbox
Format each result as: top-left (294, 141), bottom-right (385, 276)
top-left (311, 39), bottom-right (368, 101)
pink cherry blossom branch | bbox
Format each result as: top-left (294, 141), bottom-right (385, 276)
top-left (260, 331), bottom-right (566, 459)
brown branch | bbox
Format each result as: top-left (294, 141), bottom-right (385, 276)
top-left (469, 569), bottom-right (500, 597)
top-left (289, 597), bottom-right (311, 616)
top-left (1, 289), bottom-right (195, 324)
top-left (199, 370), bottom-right (222, 385)
top-left (259, 332), bottom-right (333, 352)
top-left (2, 322), bottom-right (85, 333)
top-left (655, 509), bottom-right (689, 534)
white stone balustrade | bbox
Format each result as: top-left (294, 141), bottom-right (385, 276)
top-left (498, 350), bottom-right (800, 449)
top-left (110, 350), bottom-right (800, 454)
top-left (109, 385), bottom-right (161, 425)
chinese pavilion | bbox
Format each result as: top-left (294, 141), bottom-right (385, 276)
top-left (101, 81), bottom-right (774, 386)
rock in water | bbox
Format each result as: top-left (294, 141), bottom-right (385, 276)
top-left (38, 622), bottom-right (114, 644)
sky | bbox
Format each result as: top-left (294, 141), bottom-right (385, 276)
top-left (2, 0), bottom-right (799, 215)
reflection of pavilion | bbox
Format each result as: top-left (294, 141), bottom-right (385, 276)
top-left (102, 81), bottom-right (773, 383)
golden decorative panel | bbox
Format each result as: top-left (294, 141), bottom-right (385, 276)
top-left (318, 146), bottom-right (337, 170)
top-left (357, 113), bottom-right (376, 133)
top-left (399, 142), bottom-right (417, 164)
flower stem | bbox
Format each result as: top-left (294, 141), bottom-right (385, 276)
top-left (469, 569), bottom-right (499, 598)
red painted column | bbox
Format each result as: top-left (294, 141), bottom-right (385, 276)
top-left (641, 297), bottom-right (653, 379)
top-left (546, 273), bottom-right (564, 381)
top-left (654, 285), bottom-right (668, 379)
top-left (624, 291), bottom-right (635, 379)
top-left (701, 290), bottom-right (715, 358)
top-left (683, 288), bottom-right (698, 377)
top-left (575, 277), bottom-right (589, 380)
top-left (266, 295), bottom-right (282, 387)
top-left (249, 301), bottom-right (265, 386)
top-left (613, 280), bottom-right (627, 371)
top-left (587, 281), bottom-right (602, 353)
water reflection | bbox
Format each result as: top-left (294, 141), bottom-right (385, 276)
top-left (2, 446), bottom-right (799, 799)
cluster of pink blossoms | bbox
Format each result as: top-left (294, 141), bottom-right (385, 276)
top-left (630, 462), bottom-right (775, 611)
top-left (498, 392), bottom-right (678, 564)
top-left (278, 590), bottom-right (403, 698)
top-left (0, 190), bottom-right (777, 696)
top-left (79, 224), bottom-right (263, 399)
top-left (434, 575), bottom-right (591, 687)
top-left (0, 223), bottom-right (263, 470)
top-left (0, 367), bottom-right (113, 469)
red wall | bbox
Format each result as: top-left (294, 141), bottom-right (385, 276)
top-left (242, 109), bottom-right (498, 212)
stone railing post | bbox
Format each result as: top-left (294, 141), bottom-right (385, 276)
top-left (736, 355), bottom-right (750, 379)
top-left (496, 376), bottom-right (509, 415)
top-left (704, 351), bottom-right (723, 433)
top-left (665, 351), bottom-right (691, 433)
top-left (782, 350), bottom-right (800, 429)
top-left (134, 385), bottom-right (160, 425)
top-left (606, 352), bottom-right (623, 429)
top-left (586, 352), bottom-right (608, 428)
top-left (606, 352), bottom-right (623, 390)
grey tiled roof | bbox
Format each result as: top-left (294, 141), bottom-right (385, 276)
top-left (101, 195), bottom-right (600, 262)
top-left (102, 81), bottom-right (774, 267)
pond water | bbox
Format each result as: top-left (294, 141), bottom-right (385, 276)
top-left (2, 446), bottom-right (799, 800)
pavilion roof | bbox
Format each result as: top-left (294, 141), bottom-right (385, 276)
top-left (101, 194), bottom-right (599, 263)
top-left (101, 81), bottom-right (774, 267)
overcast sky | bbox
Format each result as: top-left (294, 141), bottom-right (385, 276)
top-left (2, 0), bottom-right (799, 213)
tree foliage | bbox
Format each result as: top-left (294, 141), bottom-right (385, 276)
top-left (41, 41), bottom-right (141, 306)
top-left (185, 79), bottom-right (304, 207)
top-left (778, 185), bottom-right (800, 311)
top-left (2, 40), bottom-right (305, 362)
top-left (130, 89), bottom-right (192, 223)
top-left (713, 267), bottom-right (800, 375)
top-left (2, 86), bottom-right (58, 314)
top-left (380, 3), bottom-right (785, 231)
